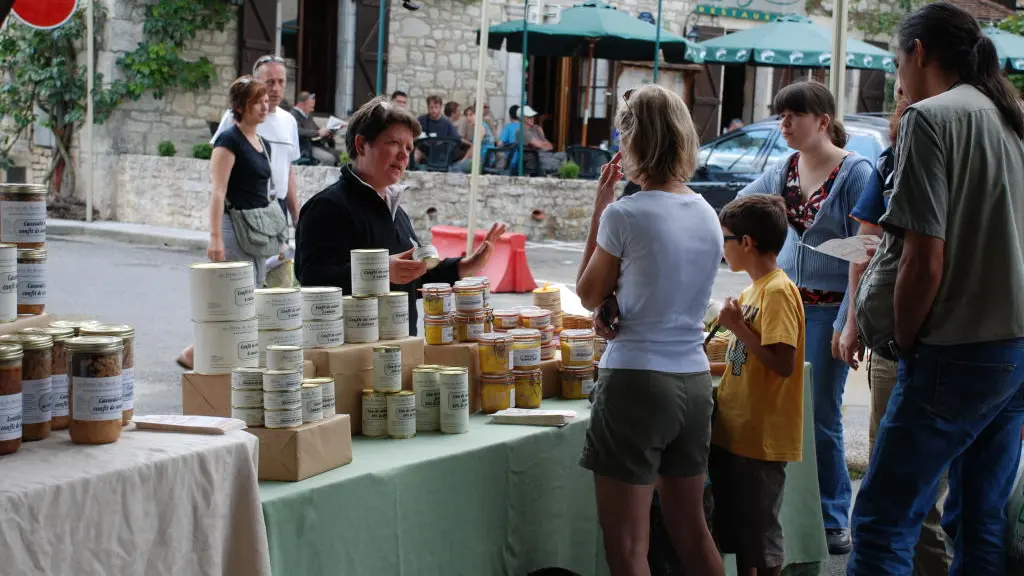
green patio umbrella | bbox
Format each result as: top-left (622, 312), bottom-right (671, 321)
top-left (680, 14), bottom-right (894, 72)
top-left (483, 1), bottom-right (704, 63)
top-left (482, 1), bottom-right (703, 149)
top-left (984, 26), bottom-right (1024, 72)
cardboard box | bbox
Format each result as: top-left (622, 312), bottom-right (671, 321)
top-left (425, 342), bottom-right (482, 413)
top-left (541, 356), bottom-right (562, 399)
top-left (306, 337), bottom-right (425, 388)
top-left (246, 415), bottom-right (353, 481)
top-left (0, 313), bottom-right (55, 335)
top-left (181, 372), bottom-right (231, 417)
top-left (303, 360), bottom-right (315, 378)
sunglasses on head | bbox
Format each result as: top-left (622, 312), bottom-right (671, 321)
top-left (253, 55), bottom-right (286, 73)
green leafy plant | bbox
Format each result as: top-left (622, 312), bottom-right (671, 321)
top-left (192, 143), bottom-right (213, 159)
top-left (338, 151), bottom-right (351, 165)
top-left (0, 7), bottom-right (122, 196)
top-left (157, 141), bottom-right (177, 157)
top-left (557, 160), bottom-right (581, 180)
top-left (114, 0), bottom-right (232, 100)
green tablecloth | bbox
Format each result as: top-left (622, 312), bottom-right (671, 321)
top-left (259, 365), bottom-right (827, 575)
top-left (260, 399), bottom-right (606, 576)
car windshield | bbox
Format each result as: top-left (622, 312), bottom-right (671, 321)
top-left (762, 130), bottom-right (884, 169)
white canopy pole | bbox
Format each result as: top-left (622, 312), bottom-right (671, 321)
top-left (466, 0), bottom-right (492, 255)
top-left (85, 0), bottom-right (94, 222)
top-left (829, 0), bottom-right (849, 118)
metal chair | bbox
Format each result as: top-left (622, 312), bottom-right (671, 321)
top-left (482, 145), bottom-right (543, 177)
top-left (566, 145), bottom-right (612, 180)
top-left (413, 136), bottom-right (462, 172)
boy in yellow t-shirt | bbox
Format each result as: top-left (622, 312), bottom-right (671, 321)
top-left (711, 194), bottom-right (805, 576)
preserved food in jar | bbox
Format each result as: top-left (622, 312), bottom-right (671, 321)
top-left (560, 329), bottom-right (595, 367)
top-left (420, 283), bottom-right (452, 316)
top-left (492, 309), bottom-right (520, 331)
top-left (520, 309), bottom-right (552, 329)
top-left (16, 248), bottom-right (45, 315)
top-left (80, 324), bottom-right (135, 425)
top-left (0, 343), bottom-right (23, 455)
top-left (0, 184), bottom-right (47, 248)
top-left (0, 334), bottom-right (52, 441)
top-left (477, 333), bottom-right (513, 374)
top-left (21, 326), bottom-right (72, 430)
top-left (452, 280), bottom-right (485, 313)
top-left (510, 329), bottom-right (542, 371)
top-left (454, 311), bottom-right (487, 343)
top-left (513, 369), bottom-right (543, 409)
top-left (424, 314), bottom-right (454, 345)
top-left (67, 336), bottom-right (124, 445)
top-left (480, 373), bottom-right (514, 414)
top-left (560, 366), bottom-right (596, 400)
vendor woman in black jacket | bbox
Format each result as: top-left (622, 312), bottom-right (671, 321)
top-left (295, 97), bottom-right (505, 335)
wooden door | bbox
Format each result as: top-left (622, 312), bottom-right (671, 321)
top-left (354, 0), bottom-right (386, 109)
top-left (239, 0), bottom-right (276, 76)
top-left (298, 0), bottom-right (339, 112)
top-left (691, 25), bottom-right (724, 142)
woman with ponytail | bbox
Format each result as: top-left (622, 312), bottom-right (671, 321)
top-left (848, 3), bottom-right (1024, 574)
top-left (737, 79), bottom-right (874, 555)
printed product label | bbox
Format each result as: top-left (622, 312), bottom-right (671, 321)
top-left (234, 284), bottom-right (255, 308)
top-left (446, 390), bottom-right (468, 411)
top-left (456, 293), bottom-right (484, 310)
top-left (51, 374), bottom-right (69, 417)
top-left (322, 391), bottom-right (336, 412)
top-left (310, 300), bottom-right (341, 318)
top-left (0, 270), bottom-right (16, 294)
top-left (440, 326), bottom-right (454, 343)
top-left (16, 262), bottom-right (45, 305)
top-left (266, 409), bottom-right (303, 428)
top-left (122, 367), bottom-right (135, 411)
top-left (276, 304), bottom-right (302, 322)
top-left (581, 377), bottom-right (595, 395)
top-left (22, 377), bottom-right (52, 424)
top-left (420, 386), bottom-right (440, 408)
top-left (1, 201), bottom-right (46, 243)
top-left (467, 322), bottom-right (484, 340)
top-left (72, 376), bottom-right (124, 421)
top-left (570, 343), bottom-right (595, 363)
top-left (348, 315), bottom-right (377, 329)
top-left (514, 346), bottom-right (541, 367)
top-left (359, 267), bottom-right (388, 281)
top-left (0, 393), bottom-right (22, 441)
top-left (363, 405), bottom-right (387, 435)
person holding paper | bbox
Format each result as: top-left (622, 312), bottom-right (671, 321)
top-left (291, 91), bottom-right (339, 167)
top-left (847, 4), bottom-right (1024, 573)
top-left (736, 80), bottom-right (874, 555)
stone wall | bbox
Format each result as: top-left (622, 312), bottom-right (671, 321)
top-left (73, 0), bottom-right (239, 218)
top-left (110, 155), bottom-right (610, 241)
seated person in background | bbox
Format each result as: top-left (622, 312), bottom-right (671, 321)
top-left (291, 91), bottom-right (338, 166)
top-left (415, 94), bottom-right (463, 165)
top-left (712, 194), bottom-right (806, 576)
top-left (390, 90), bottom-right (409, 108)
top-left (445, 101), bottom-right (461, 124)
top-left (451, 105), bottom-right (496, 173)
top-left (520, 106), bottom-right (565, 174)
top-left (498, 105), bottom-right (520, 146)
top-left (482, 103), bottom-right (498, 136)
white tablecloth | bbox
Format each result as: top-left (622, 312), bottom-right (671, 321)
top-left (0, 428), bottom-right (271, 576)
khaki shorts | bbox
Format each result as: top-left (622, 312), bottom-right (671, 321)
top-left (579, 368), bottom-right (714, 485)
top-left (709, 445), bottom-right (787, 569)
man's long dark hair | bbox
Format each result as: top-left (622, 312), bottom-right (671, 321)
top-left (899, 2), bottom-right (1024, 139)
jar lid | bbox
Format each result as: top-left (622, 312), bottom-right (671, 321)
top-left (393, 390), bottom-right (415, 397)
top-left (413, 366), bottom-right (440, 373)
top-left (493, 309), bottom-right (519, 317)
top-left (255, 287), bottom-right (299, 295)
top-left (453, 280), bottom-right (484, 289)
top-left (20, 326), bottom-right (74, 342)
top-left (372, 345), bottom-right (400, 352)
top-left (0, 183), bottom-right (47, 195)
top-left (562, 329), bottom-right (594, 339)
top-left (49, 319), bottom-right (92, 332)
top-left (509, 328), bottom-right (542, 339)
top-left (17, 248), bottom-right (46, 260)
top-left (362, 388), bottom-right (381, 395)
top-left (440, 367), bottom-right (468, 374)
top-left (232, 367), bottom-right (265, 374)
top-left (301, 382), bottom-right (322, 389)
top-left (352, 295), bottom-right (377, 301)
top-left (463, 276), bottom-right (491, 285)
top-left (302, 377), bottom-right (334, 385)
top-left (522, 309), bottom-right (551, 318)
top-left (421, 283), bottom-right (451, 290)
top-left (383, 291), bottom-right (407, 298)
top-left (188, 261), bottom-right (251, 271)
top-left (300, 286), bottom-right (341, 294)
top-left (0, 343), bottom-right (23, 361)
top-left (351, 248), bottom-right (388, 254)
top-left (477, 333), bottom-right (512, 344)
top-left (0, 333), bottom-right (53, 349)
top-left (65, 335), bottom-right (123, 354)
top-left (264, 369), bottom-right (300, 376)
top-left (80, 323), bottom-right (135, 339)
top-left (424, 314), bottom-right (452, 324)
top-left (266, 345), bottom-right (301, 351)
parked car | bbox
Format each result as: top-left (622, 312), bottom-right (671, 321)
top-left (690, 114), bottom-right (890, 211)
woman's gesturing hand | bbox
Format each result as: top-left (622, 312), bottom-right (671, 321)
top-left (390, 248), bottom-right (428, 284)
top-left (458, 222), bottom-right (507, 278)
top-left (595, 152), bottom-right (622, 209)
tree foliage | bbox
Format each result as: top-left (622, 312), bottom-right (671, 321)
top-left (998, 14), bottom-right (1024, 94)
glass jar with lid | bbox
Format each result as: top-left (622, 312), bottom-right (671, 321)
top-left (454, 311), bottom-right (487, 343)
top-left (420, 283), bottom-right (452, 316)
top-left (513, 369), bottom-right (543, 408)
top-left (560, 365), bottom-right (596, 400)
top-left (79, 324), bottom-right (135, 425)
top-left (480, 373), bottom-right (514, 414)
top-left (22, 325), bottom-right (75, 430)
top-left (16, 248), bottom-right (46, 315)
top-left (560, 329), bottom-right (596, 367)
top-left (0, 184), bottom-right (47, 248)
top-left (0, 343), bottom-right (24, 455)
top-left (477, 333), bottom-right (513, 374)
top-left (0, 333), bottom-right (53, 441)
top-left (509, 328), bottom-right (542, 371)
top-left (66, 336), bottom-right (124, 445)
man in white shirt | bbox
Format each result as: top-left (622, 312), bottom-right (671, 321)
top-left (211, 55), bottom-right (301, 225)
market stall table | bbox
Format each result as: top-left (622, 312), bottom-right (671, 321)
top-left (259, 365), bottom-right (827, 576)
top-left (0, 428), bottom-right (271, 576)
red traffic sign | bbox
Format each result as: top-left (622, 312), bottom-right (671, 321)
top-left (13, 0), bottom-right (77, 30)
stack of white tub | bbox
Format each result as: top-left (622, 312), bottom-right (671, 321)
top-left (348, 248), bottom-right (409, 343)
top-left (300, 287), bottom-right (345, 349)
top-left (254, 288), bottom-right (303, 365)
top-left (190, 262), bottom-right (258, 374)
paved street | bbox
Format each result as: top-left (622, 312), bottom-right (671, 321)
top-left (47, 233), bottom-right (862, 574)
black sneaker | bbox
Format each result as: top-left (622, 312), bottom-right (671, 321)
top-left (826, 528), bottom-right (852, 555)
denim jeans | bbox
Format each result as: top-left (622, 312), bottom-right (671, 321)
top-left (805, 304), bottom-right (852, 530)
top-left (848, 339), bottom-right (1024, 576)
